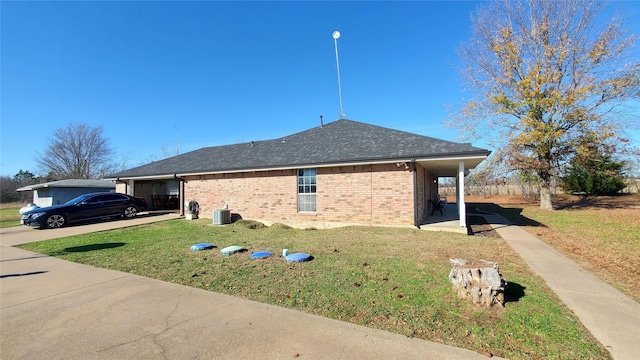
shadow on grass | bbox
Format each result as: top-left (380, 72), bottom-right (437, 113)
top-left (468, 202), bottom-right (545, 227)
top-left (505, 281), bottom-right (526, 303)
top-left (554, 193), bottom-right (638, 210)
top-left (46, 242), bottom-right (125, 256)
top-left (63, 242), bottom-right (126, 253)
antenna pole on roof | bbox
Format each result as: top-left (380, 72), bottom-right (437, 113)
top-left (332, 31), bottom-right (347, 120)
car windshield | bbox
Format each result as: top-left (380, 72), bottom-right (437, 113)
top-left (64, 193), bottom-right (96, 205)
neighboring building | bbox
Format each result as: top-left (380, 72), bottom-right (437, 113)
top-left (17, 179), bottom-right (116, 207)
top-left (107, 119), bottom-right (490, 229)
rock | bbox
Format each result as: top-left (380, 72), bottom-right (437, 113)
top-left (449, 258), bottom-right (506, 307)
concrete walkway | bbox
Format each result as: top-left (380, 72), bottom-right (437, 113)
top-left (1, 217), bottom-right (499, 360)
top-left (483, 214), bottom-right (640, 360)
top-left (0, 212), bottom-right (182, 246)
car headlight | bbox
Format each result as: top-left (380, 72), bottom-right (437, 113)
top-left (30, 212), bottom-right (47, 219)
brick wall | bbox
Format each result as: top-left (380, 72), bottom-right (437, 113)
top-left (319, 163), bottom-right (414, 225)
top-left (184, 169), bottom-right (297, 222)
top-left (183, 163), bottom-right (416, 226)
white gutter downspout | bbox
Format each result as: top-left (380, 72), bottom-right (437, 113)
top-left (458, 161), bottom-right (466, 228)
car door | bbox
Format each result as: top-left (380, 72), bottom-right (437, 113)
top-left (68, 194), bottom-right (104, 223)
top-left (98, 194), bottom-right (129, 217)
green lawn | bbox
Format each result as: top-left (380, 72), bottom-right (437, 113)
top-left (0, 206), bottom-right (22, 228)
top-left (18, 219), bottom-right (610, 359)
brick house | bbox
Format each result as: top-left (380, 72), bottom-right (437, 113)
top-left (107, 119), bottom-right (490, 229)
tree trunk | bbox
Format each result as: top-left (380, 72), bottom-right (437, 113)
top-left (449, 259), bottom-right (506, 307)
top-left (539, 183), bottom-right (553, 210)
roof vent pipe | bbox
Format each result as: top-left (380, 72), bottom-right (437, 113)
top-left (320, 115), bottom-right (324, 128)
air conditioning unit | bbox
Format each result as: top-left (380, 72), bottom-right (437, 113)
top-left (213, 209), bottom-right (231, 225)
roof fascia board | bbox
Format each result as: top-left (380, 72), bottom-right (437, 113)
top-left (105, 175), bottom-right (179, 181)
top-left (18, 184), bottom-right (115, 191)
top-left (416, 154), bottom-right (489, 162)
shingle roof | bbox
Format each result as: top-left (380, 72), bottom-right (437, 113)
top-left (108, 119), bottom-right (490, 179)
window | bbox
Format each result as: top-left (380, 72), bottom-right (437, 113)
top-left (97, 194), bottom-right (128, 203)
top-left (297, 168), bottom-right (316, 212)
top-left (83, 195), bottom-right (101, 204)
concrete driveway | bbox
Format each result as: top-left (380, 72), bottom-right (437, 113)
top-left (0, 212), bottom-right (181, 246)
top-left (0, 214), bottom-right (497, 360)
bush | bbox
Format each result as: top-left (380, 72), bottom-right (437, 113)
top-left (562, 154), bottom-right (626, 195)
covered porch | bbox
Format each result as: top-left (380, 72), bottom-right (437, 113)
top-left (415, 156), bottom-right (485, 233)
top-left (420, 202), bottom-right (467, 234)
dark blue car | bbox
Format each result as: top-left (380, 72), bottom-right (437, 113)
top-left (21, 192), bottom-right (148, 229)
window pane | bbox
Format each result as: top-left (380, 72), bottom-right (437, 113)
top-left (297, 168), bottom-right (317, 212)
top-left (297, 194), bottom-right (316, 212)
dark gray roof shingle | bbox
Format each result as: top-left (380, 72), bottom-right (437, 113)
top-left (108, 119), bottom-right (489, 178)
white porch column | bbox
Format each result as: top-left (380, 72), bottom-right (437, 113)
top-left (455, 177), bottom-right (460, 211)
top-left (127, 180), bottom-right (134, 196)
top-left (458, 161), bottom-right (466, 228)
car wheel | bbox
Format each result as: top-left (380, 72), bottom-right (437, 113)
top-left (123, 206), bottom-right (137, 219)
top-left (45, 214), bottom-right (66, 229)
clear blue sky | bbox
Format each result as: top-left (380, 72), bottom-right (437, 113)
top-left (2, 1), bottom-right (639, 177)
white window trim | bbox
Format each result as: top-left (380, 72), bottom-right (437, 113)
top-left (297, 168), bottom-right (317, 213)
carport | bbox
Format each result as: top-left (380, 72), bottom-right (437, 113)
top-left (115, 177), bottom-right (183, 214)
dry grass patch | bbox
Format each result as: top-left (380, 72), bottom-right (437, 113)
top-left (470, 193), bottom-right (640, 302)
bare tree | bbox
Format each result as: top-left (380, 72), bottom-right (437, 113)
top-left (37, 123), bottom-right (115, 179)
top-left (160, 124), bottom-right (180, 158)
top-left (450, 0), bottom-right (640, 209)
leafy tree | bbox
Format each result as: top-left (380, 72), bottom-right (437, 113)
top-left (450, 0), bottom-right (640, 209)
top-left (12, 169), bottom-right (39, 202)
top-left (36, 123), bottom-right (116, 180)
top-left (13, 170), bottom-right (37, 185)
